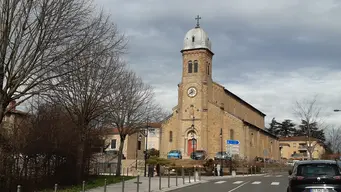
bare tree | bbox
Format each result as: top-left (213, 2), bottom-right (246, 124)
top-left (46, 41), bottom-right (126, 182)
top-left (327, 126), bottom-right (341, 153)
top-left (293, 95), bottom-right (324, 159)
top-left (0, 0), bottom-right (122, 126)
top-left (108, 71), bottom-right (161, 176)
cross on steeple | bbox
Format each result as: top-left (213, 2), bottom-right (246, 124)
top-left (195, 15), bottom-right (201, 28)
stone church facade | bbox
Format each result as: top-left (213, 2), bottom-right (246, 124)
top-left (159, 19), bottom-right (280, 161)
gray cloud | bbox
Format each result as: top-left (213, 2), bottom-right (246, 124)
top-left (97, 0), bottom-right (341, 126)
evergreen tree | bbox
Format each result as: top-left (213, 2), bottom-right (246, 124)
top-left (277, 119), bottom-right (296, 137)
top-left (267, 118), bottom-right (279, 135)
top-left (297, 120), bottom-right (325, 142)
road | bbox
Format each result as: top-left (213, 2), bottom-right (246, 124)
top-left (171, 173), bottom-right (288, 192)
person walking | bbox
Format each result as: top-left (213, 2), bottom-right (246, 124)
top-left (216, 163), bottom-right (221, 176)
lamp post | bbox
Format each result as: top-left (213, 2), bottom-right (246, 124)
top-left (220, 128), bottom-right (223, 176)
top-left (144, 122), bottom-right (151, 177)
top-left (191, 116), bottom-right (195, 158)
top-left (136, 133), bottom-right (142, 170)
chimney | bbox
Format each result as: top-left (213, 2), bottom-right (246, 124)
top-left (9, 100), bottom-right (16, 111)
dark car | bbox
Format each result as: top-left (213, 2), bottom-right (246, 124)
top-left (190, 150), bottom-right (207, 160)
top-left (214, 151), bottom-right (230, 160)
top-left (288, 160), bottom-right (341, 192)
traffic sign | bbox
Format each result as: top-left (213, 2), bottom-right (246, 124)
top-left (227, 144), bottom-right (240, 155)
top-left (226, 140), bottom-right (240, 145)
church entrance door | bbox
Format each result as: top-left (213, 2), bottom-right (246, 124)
top-left (187, 139), bottom-right (197, 156)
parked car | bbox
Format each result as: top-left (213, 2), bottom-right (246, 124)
top-left (287, 160), bottom-right (341, 192)
top-left (214, 151), bottom-right (230, 160)
top-left (167, 150), bottom-right (182, 159)
top-left (190, 150), bottom-right (207, 160)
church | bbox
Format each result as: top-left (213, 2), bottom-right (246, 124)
top-left (159, 16), bottom-right (280, 161)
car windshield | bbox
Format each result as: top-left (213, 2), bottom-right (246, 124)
top-left (169, 150), bottom-right (179, 153)
top-left (297, 163), bottom-right (340, 177)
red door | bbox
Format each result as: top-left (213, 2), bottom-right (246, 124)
top-left (187, 139), bottom-right (197, 156)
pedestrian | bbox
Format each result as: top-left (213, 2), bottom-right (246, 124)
top-left (216, 163), bottom-right (221, 176)
top-left (213, 163), bottom-right (216, 176)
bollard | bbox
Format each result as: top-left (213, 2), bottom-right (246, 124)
top-left (182, 166), bottom-right (185, 185)
top-left (194, 166), bottom-right (196, 182)
top-left (82, 181), bottom-right (85, 192)
top-left (148, 175), bottom-right (151, 192)
top-left (127, 167), bottom-right (129, 176)
top-left (199, 166), bottom-right (201, 181)
top-left (104, 178), bottom-right (107, 192)
top-left (159, 168), bottom-right (162, 190)
top-left (168, 169), bottom-right (170, 188)
top-left (54, 184), bottom-right (58, 192)
top-left (17, 185), bottom-right (21, 192)
top-left (176, 170), bottom-right (178, 186)
top-left (122, 177), bottom-right (125, 192)
top-left (188, 169), bottom-right (191, 183)
top-left (136, 175), bottom-right (140, 192)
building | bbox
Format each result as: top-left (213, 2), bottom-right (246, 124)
top-left (104, 128), bottom-right (146, 160)
top-left (145, 123), bottom-right (162, 150)
top-left (279, 136), bottom-right (325, 160)
top-left (1, 100), bottom-right (29, 135)
top-left (159, 17), bottom-right (280, 161)
top-left (103, 123), bottom-right (161, 159)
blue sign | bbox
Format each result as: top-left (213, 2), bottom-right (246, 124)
top-left (226, 140), bottom-right (240, 145)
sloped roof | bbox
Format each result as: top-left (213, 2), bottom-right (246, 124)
top-left (279, 136), bottom-right (319, 142)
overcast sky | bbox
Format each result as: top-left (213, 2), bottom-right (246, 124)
top-left (96, 0), bottom-right (341, 127)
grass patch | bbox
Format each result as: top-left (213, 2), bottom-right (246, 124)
top-left (40, 176), bottom-right (135, 192)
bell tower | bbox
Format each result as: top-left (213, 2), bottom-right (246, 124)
top-left (177, 15), bottom-right (214, 157)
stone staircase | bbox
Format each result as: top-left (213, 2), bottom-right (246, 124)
top-left (121, 159), bottom-right (146, 176)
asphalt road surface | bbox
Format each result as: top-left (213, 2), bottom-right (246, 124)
top-left (172, 173), bottom-right (288, 192)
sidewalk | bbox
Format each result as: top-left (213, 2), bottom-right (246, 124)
top-left (86, 175), bottom-right (205, 192)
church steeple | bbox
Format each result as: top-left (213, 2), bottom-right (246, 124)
top-left (181, 16), bottom-right (213, 81)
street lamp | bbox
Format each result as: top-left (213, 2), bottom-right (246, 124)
top-left (191, 116), bottom-right (195, 158)
top-left (220, 128), bottom-right (223, 176)
top-left (136, 133), bottom-right (142, 169)
top-left (144, 122), bottom-right (151, 177)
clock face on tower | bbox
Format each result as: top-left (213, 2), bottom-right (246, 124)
top-left (187, 87), bottom-right (197, 98)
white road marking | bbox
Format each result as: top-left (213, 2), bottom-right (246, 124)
top-left (227, 181), bottom-right (250, 192)
top-left (276, 175), bottom-right (283, 177)
top-left (233, 181), bottom-right (243, 184)
top-left (252, 181), bottom-right (261, 184)
top-left (271, 182), bottom-right (280, 185)
top-left (215, 181), bottom-right (226, 184)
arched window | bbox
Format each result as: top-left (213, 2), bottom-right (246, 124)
top-left (230, 129), bottom-right (235, 140)
top-left (192, 36), bottom-right (195, 42)
top-left (188, 61), bottom-right (193, 73)
top-left (169, 131), bottom-right (173, 142)
top-left (194, 60), bottom-right (198, 73)
top-left (207, 64), bottom-right (210, 75)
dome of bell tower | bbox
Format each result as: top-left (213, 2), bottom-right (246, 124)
top-left (182, 15), bottom-right (212, 51)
